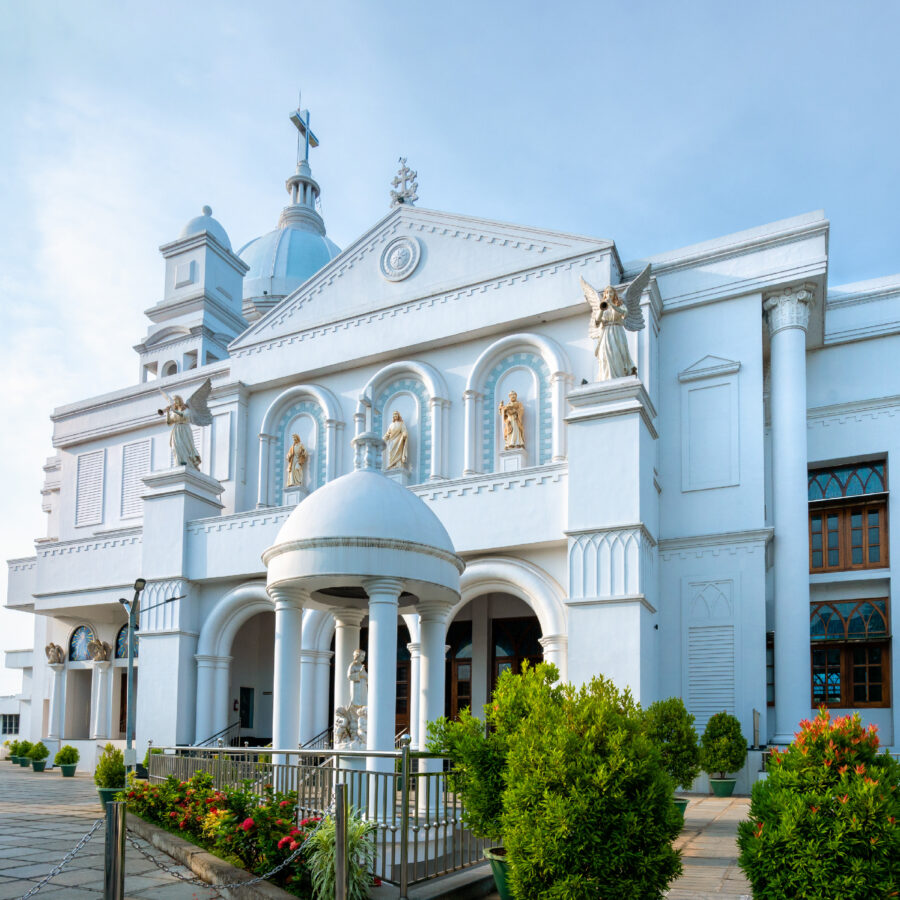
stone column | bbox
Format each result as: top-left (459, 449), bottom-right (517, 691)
top-left (550, 373), bottom-right (570, 462)
top-left (462, 390), bottom-right (481, 475)
top-left (324, 421), bottom-right (343, 483)
top-left (90, 660), bottom-right (112, 740)
top-left (764, 284), bottom-right (815, 744)
top-left (407, 642), bottom-right (422, 749)
top-left (256, 434), bottom-right (275, 507)
top-left (211, 658), bottom-right (231, 737)
top-left (419, 603), bottom-right (452, 814)
top-left (363, 578), bottom-right (403, 767)
top-left (429, 399), bottom-right (446, 481)
top-left (539, 634), bottom-right (569, 684)
top-left (299, 649), bottom-right (319, 746)
top-left (47, 663), bottom-right (65, 740)
top-left (269, 585), bottom-right (306, 751)
top-left (312, 651), bottom-right (334, 738)
top-left (194, 655), bottom-right (218, 743)
top-left (333, 609), bottom-right (365, 714)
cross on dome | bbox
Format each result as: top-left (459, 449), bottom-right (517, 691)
top-left (289, 98), bottom-right (319, 167)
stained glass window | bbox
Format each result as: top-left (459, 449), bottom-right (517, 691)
top-left (808, 462), bottom-right (885, 501)
top-left (115, 625), bottom-right (138, 659)
top-left (69, 626), bottom-right (96, 661)
top-left (810, 600), bottom-right (888, 642)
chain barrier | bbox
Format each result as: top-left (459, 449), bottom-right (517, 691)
top-left (20, 817), bottom-right (105, 900)
top-left (124, 801), bottom-right (335, 893)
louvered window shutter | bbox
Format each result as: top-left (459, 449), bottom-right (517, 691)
top-left (75, 450), bottom-right (105, 527)
top-left (121, 440), bottom-right (151, 517)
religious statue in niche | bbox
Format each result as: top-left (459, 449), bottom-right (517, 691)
top-left (383, 411), bottom-right (409, 471)
top-left (285, 434), bottom-right (308, 487)
top-left (157, 378), bottom-right (213, 468)
top-left (45, 643), bottom-right (65, 664)
top-left (498, 391), bottom-right (526, 449)
top-left (334, 650), bottom-right (369, 749)
top-left (581, 263), bottom-right (652, 381)
top-left (87, 640), bottom-right (112, 662)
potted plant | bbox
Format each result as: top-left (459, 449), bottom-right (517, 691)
top-left (16, 740), bottom-right (33, 767)
top-left (54, 745), bottom-right (80, 777)
top-left (700, 711), bottom-right (747, 797)
top-left (29, 742), bottom-right (50, 772)
top-left (94, 743), bottom-right (126, 805)
top-left (643, 696), bottom-right (701, 819)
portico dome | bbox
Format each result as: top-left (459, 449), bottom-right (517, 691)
top-left (180, 206), bottom-right (232, 250)
top-left (263, 433), bottom-right (463, 608)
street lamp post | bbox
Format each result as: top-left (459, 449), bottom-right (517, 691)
top-left (118, 580), bottom-right (183, 773)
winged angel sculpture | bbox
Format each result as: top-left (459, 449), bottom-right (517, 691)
top-left (158, 378), bottom-right (213, 469)
top-left (581, 264), bottom-right (652, 381)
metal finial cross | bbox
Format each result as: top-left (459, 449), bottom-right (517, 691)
top-left (390, 157), bottom-right (418, 207)
top-left (289, 97), bottom-right (319, 167)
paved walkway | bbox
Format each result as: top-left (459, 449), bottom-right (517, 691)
top-left (0, 763), bottom-right (207, 899)
top-left (485, 796), bottom-right (751, 900)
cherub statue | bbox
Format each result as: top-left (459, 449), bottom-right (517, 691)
top-left (334, 706), bottom-right (354, 745)
top-left (581, 264), bottom-right (652, 381)
top-left (157, 378), bottom-right (213, 469)
top-left (87, 640), bottom-right (112, 662)
top-left (45, 643), bottom-right (65, 664)
top-left (498, 391), bottom-right (525, 450)
top-left (285, 434), bottom-right (308, 487)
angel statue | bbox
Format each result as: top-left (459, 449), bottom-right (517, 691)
top-left (581, 264), bottom-right (652, 381)
top-left (157, 378), bottom-right (213, 469)
top-left (285, 434), bottom-right (308, 487)
top-left (88, 640), bottom-right (112, 662)
top-left (45, 643), bottom-right (65, 664)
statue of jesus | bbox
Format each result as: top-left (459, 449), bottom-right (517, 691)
top-left (285, 434), bottom-right (308, 487)
top-left (498, 391), bottom-right (525, 450)
top-left (383, 411), bottom-right (409, 470)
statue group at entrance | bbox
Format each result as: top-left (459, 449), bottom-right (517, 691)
top-left (334, 649), bottom-right (369, 749)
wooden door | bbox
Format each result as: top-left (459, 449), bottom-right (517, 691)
top-left (395, 660), bottom-right (410, 737)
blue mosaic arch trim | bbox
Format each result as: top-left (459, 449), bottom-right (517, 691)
top-left (481, 352), bottom-right (551, 473)
top-left (274, 400), bottom-right (327, 505)
top-left (373, 378), bottom-right (432, 485)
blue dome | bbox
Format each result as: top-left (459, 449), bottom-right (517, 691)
top-left (239, 224), bottom-right (340, 302)
top-left (180, 206), bottom-right (232, 250)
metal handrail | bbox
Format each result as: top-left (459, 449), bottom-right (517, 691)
top-left (195, 720), bottom-right (241, 748)
top-left (301, 727), bottom-right (333, 750)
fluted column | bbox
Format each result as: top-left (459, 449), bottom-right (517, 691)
top-left (764, 284), bottom-right (815, 743)
top-left (90, 660), bottom-right (112, 740)
top-left (47, 663), bottom-right (65, 740)
top-left (269, 585), bottom-right (307, 751)
top-left (333, 609), bottom-right (365, 713)
top-left (256, 434), bottom-right (275, 507)
top-left (407, 642), bottom-right (422, 749)
top-left (539, 634), bottom-right (569, 683)
top-left (462, 390), bottom-right (481, 475)
top-left (363, 578), bottom-right (403, 767)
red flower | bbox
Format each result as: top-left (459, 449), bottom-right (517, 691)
top-left (169, 811), bottom-right (177, 818)
top-left (855, 763), bottom-right (866, 775)
top-left (240, 818), bottom-right (255, 831)
top-left (278, 836), bottom-right (291, 849)
top-left (289, 841), bottom-right (299, 851)
top-left (279, 800), bottom-right (290, 808)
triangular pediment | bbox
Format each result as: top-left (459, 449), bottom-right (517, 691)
top-left (678, 355), bottom-right (741, 383)
top-left (229, 206), bottom-right (613, 355)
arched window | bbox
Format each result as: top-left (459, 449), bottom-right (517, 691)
top-left (69, 626), bottom-right (96, 661)
top-left (115, 625), bottom-right (138, 659)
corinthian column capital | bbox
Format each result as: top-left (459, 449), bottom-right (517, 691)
top-left (763, 284), bottom-right (816, 336)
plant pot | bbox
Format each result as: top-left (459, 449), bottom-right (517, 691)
top-left (18, 757), bottom-right (31, 767)
top-left (9, 756), bottom-right (19, 765)
top-left (673, 797), bottom-right (689, 819)
top-left (97, 786), bottom-right (123, 806)
top-left (709, 777), bottom-right (737, 797)
top-left (31, 760), bottom-right (47, 772)
top-left (484, 847), bottom-right (512, 900)
top-left (60, 764), bottom-right (77, 777)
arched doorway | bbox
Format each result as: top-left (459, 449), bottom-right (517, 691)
top-left (229, 612), bottom-right (275, 745)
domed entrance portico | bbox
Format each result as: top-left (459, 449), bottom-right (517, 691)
top-left (262, 432), bottom-right (464, 766)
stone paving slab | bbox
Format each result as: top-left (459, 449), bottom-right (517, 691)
top-left (0, 763), bottom-right (213, 898)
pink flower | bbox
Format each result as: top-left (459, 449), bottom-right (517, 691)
top-left (240, 818), bottom-right (255, 831)
top-left (289, 840), bottom-right (299, 851)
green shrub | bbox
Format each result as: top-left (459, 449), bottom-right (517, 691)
top-left (643, 697), bottom-right (701, 789)
top-left (738, 709), bottom-right (900, 899)
top-left (28, 742), bottom-right (49, 761)
top-left (17, 740), bottom-right (33, 757)
top-left (431, 664), bottom-right (682, 899)
top-left (700, 712), bottom-right (747, 779)
top-left (305, 810), bottom-right (376, 900)
top-left (8, 740), bottom-right (20, 757)
top-left (94, 743), bottom-right (126, 788)
top-left (142, 746), bottom-right (162, 769)
top-left (54, 745), bottom-right (80, 766)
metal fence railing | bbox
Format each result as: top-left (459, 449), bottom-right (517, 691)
top-left (148, 742), bottom-right (490, 891)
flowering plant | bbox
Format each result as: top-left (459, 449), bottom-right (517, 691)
top-left (737, 709), bottom-right (900, 899)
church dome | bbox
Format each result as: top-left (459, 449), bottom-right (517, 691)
top-left (273, 468), bottom-right (454, 553)
top-left (239, 224), bottom-right (340, 301)
top-left (180, 206), bottom-right (232, 250)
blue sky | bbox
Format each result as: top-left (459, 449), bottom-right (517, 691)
top-left (1, 0), bottom-right (897, 691)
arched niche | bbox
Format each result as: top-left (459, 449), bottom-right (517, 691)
top-left (357, 360), bottom-right (450, 483)
top-left (257, 384), bottom-right (344, 507)
top-left (463, 333), bottom-right (572, 475)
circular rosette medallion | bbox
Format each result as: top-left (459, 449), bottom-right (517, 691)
top-left (379, 236), bottom-right (421, 282)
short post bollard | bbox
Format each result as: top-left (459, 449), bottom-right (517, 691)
top-left (335, 782), bottom-right (348, 900)
top-left (104, 801), bottom-right (126, 900)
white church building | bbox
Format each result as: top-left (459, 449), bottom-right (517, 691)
top-left (6, 107), bottom-right (899, 781)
